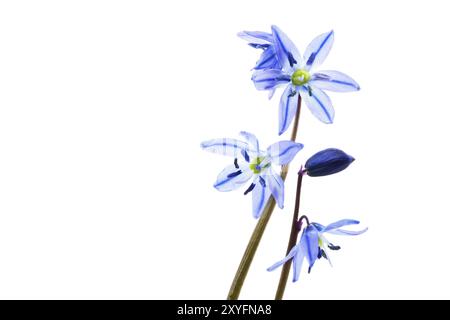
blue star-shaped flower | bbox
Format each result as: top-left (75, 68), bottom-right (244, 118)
top-left (268, 219), bottom-right (367, 282)
top-left (239, 26), bottom-right (360, 135)
top-left (201, 132), bottom-right (303, 218)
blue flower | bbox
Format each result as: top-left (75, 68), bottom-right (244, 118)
top-left (268, 219), bottom-right (367, 282)
top-left (304, 148), bottom-right (355, 177)
top-left (201, 132), bottom-right (304, 218)
top-left (241, 25), bottom-right (360, 135)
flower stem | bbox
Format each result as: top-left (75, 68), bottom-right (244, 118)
top-left (275, 169), bottom-right (305, 300)
top-left (227, 95), bottom-right (302, 300)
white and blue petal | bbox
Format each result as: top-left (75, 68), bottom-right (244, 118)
top-left (267, 140), bottom-right (304, 165)
top-left (251, 69), bottom-right (291, 91)
top-left (267, 245), bottom-right (297, 272)
top-left (326, 227), bottom-right (368, 236)
top-left (310, 70), bottom-right (360, 92)
top-left (299, 85), bottom-right (335, 124)
top-left (303, 30), bottom-right (334, 71)
top-left (265, 168), bottom-right (284, 209)
top-left (292, 241), bottom-right (306, 282)
top-left (278, 85), bottom-right (299, 135)
top-left (239, 131), bottom-right (260, 154)
top-left (213, 165), bottom-right (253, 192)
top-left (238, 30), bottom-right (273, 45)
top-left (302, 225), bottom-right (319, 271)
top-left (252, 177), bottom-right (271, 219)
top-left (323, 219), bottom-right (360, 232)
top-left (271, 25), bottom-right (303, 71)
top-left (254, 46), bottom-right (280, 70)
top-left (201, 138), bottom-right (249, 159)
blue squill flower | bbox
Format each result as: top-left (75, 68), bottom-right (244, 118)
top-left (304, 148), bottom-right (355, 177)
top-left (268, 219), bottom-right (367, 282)
top-left (201, 132), bottom-right (303, 218)
top-left (246, 26), bottom-right (360, 135)
top-left (237, 31), bottom-right (281, 71)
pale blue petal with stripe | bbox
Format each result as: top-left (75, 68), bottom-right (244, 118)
top-left (300, 85), bottom-right (334, 124)
top-left (252, 178), bottom-right (270, 219)
top-left (326, 227), bottom-right (368, 236)
top-left (302, 225), bottom-right (319, 270)
top-left (237, 31), bottom-right (273, 45)
top-left (292, 239), bottom-right (306, 282)
top-left (271, 25), bottom-right (303, 71)
top-left (267, 245), bottom-right (298, 272)
top-left (254, 46), bottom-right (280, 70)
top-left (278, 85), bottom-right (299, 135)
top-left (239, 131), bottom-right (260, 154)
top-left (213, 165), bottom-right (253, 192)
top-left (310, 70), bottom-right (360, 92)
top-left (265, 168), bottom-right (284, 208)
top-left (201, 138), bottom-right (249, 158)
top-left (267, 140), bottom-right (304, 165)
top-left (323, 219), bottom-right (360, 232)
top-left (252, 69), bottom-right (291, 91)
top-left (303, 30), bottom-right (334, 71)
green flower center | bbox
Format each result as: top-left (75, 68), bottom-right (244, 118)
top-left (291, 69), bottom-right (311, 86)
top-left (249, 157), bottom-right (269, 174)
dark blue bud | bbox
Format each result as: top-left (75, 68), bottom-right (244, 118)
top-left (304, 148), bottom-right (355, 177)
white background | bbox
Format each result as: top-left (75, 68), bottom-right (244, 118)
top-left (0, 0), bottom-right (448, 299)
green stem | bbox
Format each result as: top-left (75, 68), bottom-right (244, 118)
top-left (227, 95), bottom-right (302, 300)
top-left (275, 170), bottom-right (305, 300)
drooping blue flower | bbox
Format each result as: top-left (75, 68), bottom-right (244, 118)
top-left (304, 148), bottom-right (355, 177)
top-left (201, 132), bottom-right (304, 218)
top-left (268, 219), bottom-right (367, 282)
top-left (241, 25), bottom-right (360, 135)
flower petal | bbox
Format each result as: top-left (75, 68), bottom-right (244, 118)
top-left (237, 30), bottom-right (273, 45)
top-left (271, 25), bottom-right (303, 71)
top-left (310, 70), bottom-right (360, 92)
top-left (322, 219), bottom-right (368, 236)
top-left (327, 227), bottom-right (369, 236)
top-left (267, 141), bottom-right (304, 165)
top-left (267, 245), bottom-right (298, 272)
top-left (265, 169), bottom-right (284, 209)
top-left (292, 244), bottom-right (306, 282)
top-left (323, 219), bottom-right (360, 232)
top-left (300, 86), bottom-right (335, 124)
top-left (302, 225), bottom-right (319, 271)
top-left (239, 131), bottom-right (259, 154)
top-left (201, 138), bottom-right (249, 158)
top-left (214, 165), bottom-right (253, 192)
top-left (278, 85), bottom-right (299, 135)
top-left (252, 177), bottom-right (270, 218)
top-left (303, 30), bottom-right (334, 71)
top-left (254, 46), bottom-right (280, 70)
top-left (251, 69), bottom-right (291, 91)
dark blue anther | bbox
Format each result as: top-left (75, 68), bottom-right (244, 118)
top-left (287, 52), bottom-right (297, 67)
top-left (243, 183), bottom-right (256, 195)
top-left (288, 89), bottom-right (297, 98)
top-left (234, 158), bottom-right (239, 169)
top-left (259, 176), bottom-right (266, 187)
top-left (227, 170), bottom-right (242, 178)
top-left (328, 243), bottom-right (341, 251)
top-left (241, 150), bottom-right (250, 162)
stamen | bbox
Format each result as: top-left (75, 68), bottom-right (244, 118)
top-left (287, 52), bottom-right (297, 67)
top-left (328, 243), bottom-right (341, 251)
top-left (243, 183), bottom-right (256, 195)
top-left (234, 158), bottom-right (239, 169)
top-left (227, 170), bottom-right (242, 178)
top-left (307, 86), bottom-right (313, 97)
top-left (259, 176), bottom-right (266, 187)
top-left (241, 150), bottom-right (250, 162)
top-left (288, 89), bottom-right (297, 98)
